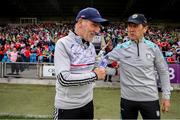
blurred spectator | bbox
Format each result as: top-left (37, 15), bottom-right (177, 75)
top-left (0, 45), bottom-right (4, 61)
top-left (9, 48), bottom-right (19, 74)
top-left (176, 46), bottom-right (180, 63)
top-left (2, 53), bottom-right (10, 62)
top-left (103, 39), bottom-right (118, 82)
top-left (92, 34), bottom-right (106, 54)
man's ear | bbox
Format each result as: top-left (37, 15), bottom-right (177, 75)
top-left (143, 26), bottom-right (148, 33)
top-left (77, 18), bottom-right (83, 24)
top-left (76, 18), bottom-right (84, 28)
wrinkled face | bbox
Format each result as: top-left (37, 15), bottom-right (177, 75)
top-left (77, 19), bottom-right (101, 42)
top-left (127, 23), bottom-right (147, 42)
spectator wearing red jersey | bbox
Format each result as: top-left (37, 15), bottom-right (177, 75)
top-left (24, 46), bottom-right (31, 62)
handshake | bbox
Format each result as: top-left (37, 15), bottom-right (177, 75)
top-left (93, 55), bottom-right (119, 80)
top-left (93, 56), bottom-right (108, 80)
top-left (93, 67), bottom-right (106, 80)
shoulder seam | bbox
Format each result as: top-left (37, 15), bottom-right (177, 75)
top-left (144, 40), bottom-right (157, 48)
top-left (115, 41), bottom-right (132, 49)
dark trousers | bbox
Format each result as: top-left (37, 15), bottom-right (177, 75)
top-left (104, 75), bottom-right (112, 82)
top-left (53, 100), bottom-right (94, 120)
top-left (11, 63), bottom-right (19, 74)
top-left (121, 98), bottom-right (160, 120)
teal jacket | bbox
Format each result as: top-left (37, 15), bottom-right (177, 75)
top-left (107, 38), bottom-right (171, 101)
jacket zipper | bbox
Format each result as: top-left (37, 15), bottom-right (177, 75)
top-left (137, 43), bottom-right (139, 57)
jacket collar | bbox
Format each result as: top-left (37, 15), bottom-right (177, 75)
top-left (68, 30), bottom-right (90, 47)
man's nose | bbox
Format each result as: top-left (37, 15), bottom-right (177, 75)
top-left (128, 27), bottom-right (134, 32)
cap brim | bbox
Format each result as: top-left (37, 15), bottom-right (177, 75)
top-left (91, 18), bottom-right (109, 26)
top-left (127, 20), bottom-right (142, 24)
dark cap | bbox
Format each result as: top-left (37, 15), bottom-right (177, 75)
top-left (127, 14), bottom-right (147, 24)
top-left (76, 7), bottom-right (109, 26)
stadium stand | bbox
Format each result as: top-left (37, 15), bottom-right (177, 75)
top-left (0, 0), bottom-right (179, 86)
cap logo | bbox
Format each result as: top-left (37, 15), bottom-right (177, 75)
top-left (80, 15), bottom-right (86, 18)
top-left (132, 14), bottom-right (138, 19)
top-left (146, 53), bottom-right (152, 59)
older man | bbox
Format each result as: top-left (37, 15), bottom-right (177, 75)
top-left (53, 7), bottom-right (109, 119)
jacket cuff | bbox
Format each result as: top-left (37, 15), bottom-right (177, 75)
top-left (162, 94), bottom-right (170, 100)
top-left (91, 72), bottom-right (98, 80)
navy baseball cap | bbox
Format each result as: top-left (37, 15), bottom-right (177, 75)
top-left (76, 7), bottom-right (109, 26)
top-left (127, 14), bottom-right (147, 24)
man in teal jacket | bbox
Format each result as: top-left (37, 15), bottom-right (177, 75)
top-left (107, 14), bottom-right (171, 119)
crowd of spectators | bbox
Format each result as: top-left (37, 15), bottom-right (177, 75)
top-left (0, 22), bottom-right (179, 64)
top-left (0, 23), bottom-right (73, 63)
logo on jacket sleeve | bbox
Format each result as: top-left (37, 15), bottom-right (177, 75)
top-left (146, 53), bottom-right (152, 59)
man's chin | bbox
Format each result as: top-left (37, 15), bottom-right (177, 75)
top-left (129, 38), bottom-right (135, 41)
top-left (87, 37), bottom-right (93, 42)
